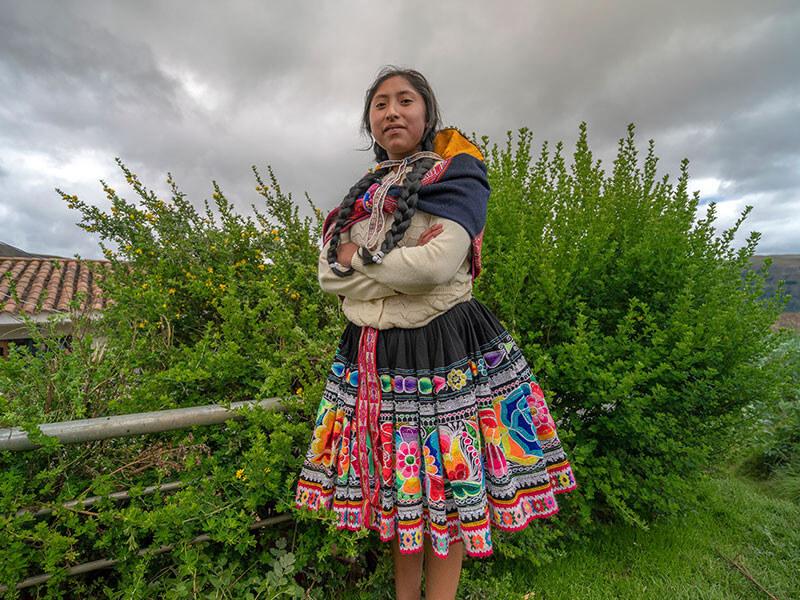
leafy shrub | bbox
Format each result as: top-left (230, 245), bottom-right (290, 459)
top-left (0, 164), bottom-right (358, 597)
top-left (0, 124), bottom-right (789, 597)
top-left (475, 123), bottom-right (788, 534)
top-left (737, 332), bottom-right (800, 501)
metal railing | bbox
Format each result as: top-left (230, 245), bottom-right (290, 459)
top-left (3, 514), bottom-right (293, 592)
top-left (0, 397), bottom-right (292, 593)
top-left (0, 397), bottom-right (282, 451)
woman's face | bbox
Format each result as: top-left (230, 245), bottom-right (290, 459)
top-left (368, 75), bottom-right (427, 161)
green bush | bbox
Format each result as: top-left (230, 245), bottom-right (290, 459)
top-left (475, 123), bottom-right (787, 533)
top-left (0, 124), bottom-right (789, 597)
top-left (737, 332), bottom-right (800, 501)
top-left (0, 164), bottom-right (357, 598)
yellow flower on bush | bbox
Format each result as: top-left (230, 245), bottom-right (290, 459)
top-left (235, 468), bottom-right (246, 481)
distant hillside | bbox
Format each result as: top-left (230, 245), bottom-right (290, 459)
top-left (0, 241), bottom-right (37, 257)
top-left (0, 241), bottom-right (64, 259)
top-left (750, 254), bottom-right (800, 312)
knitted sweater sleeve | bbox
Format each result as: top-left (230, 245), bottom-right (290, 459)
top-left (318, 237), bottom-right (398, 301)
top-left (349, 215), bottom-right (471, 295)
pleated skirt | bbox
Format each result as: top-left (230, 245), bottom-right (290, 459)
top-left (294, 298), bottom-right (577, 558)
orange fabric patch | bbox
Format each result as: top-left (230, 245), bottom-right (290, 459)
top-left (433, 128), bottom-right (484, 161)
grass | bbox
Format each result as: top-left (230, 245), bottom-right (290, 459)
top-left (342, 467), bottom-right (800, 600)
top-left (501, 469), bottom-right (800, 600)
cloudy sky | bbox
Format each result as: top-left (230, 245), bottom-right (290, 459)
top-left (1, 1), bottom-right (798, 259)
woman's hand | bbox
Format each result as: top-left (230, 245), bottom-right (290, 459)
top-left (336, 242), bottom-right (359, 268)
top-left (336, 224), bottom-right (442, 267)
top-left (417, 223), bottom-right (443, 246)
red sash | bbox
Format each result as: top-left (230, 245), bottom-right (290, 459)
top-left (356, 326), bottom-right (382, 525)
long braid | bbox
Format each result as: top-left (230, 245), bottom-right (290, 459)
top-left (380, 158), bottom-right (437, 260)
top-left (326, 168), bottom-right (387, 276)
top-left (360, 131), bottom-right (438, 263)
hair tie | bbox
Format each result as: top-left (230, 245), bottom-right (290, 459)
top-left (358, 246), bottom-right (385, 265)
top-left (329, 261), bottom-right (355, 277)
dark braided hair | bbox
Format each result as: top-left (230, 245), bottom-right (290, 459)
top-left (325, 167), bottom-right (388, 276)
top-left (358, 156), bottom-right (438, 265)
top-left (327, 66), bottom-right (443, 275)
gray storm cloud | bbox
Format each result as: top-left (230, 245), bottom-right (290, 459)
top-left (1, 0), bottom-right (798, 257)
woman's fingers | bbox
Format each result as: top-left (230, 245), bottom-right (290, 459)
top-left (419, 225), bottom-right (442, 246)
top-left (418, 223), bottom-right (443, 245)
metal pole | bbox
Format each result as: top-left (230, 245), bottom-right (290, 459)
top-left (15, 480), bottom-right (188, 518)
top-left (0, 397), bottom-right (283, 451)
top-left (0, 514), bottom-right (293, 593)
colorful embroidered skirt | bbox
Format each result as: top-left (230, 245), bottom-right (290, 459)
top-left (294, 298), bottom-right (577, 559)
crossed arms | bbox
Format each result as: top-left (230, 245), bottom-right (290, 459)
top-left (317, 215), bottom-right (471, 300)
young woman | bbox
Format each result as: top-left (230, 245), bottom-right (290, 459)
top-left (295, 67), bottom-right (577, 600)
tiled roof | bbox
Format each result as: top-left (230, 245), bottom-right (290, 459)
top-left (0, 257), bottom-right (110, 315)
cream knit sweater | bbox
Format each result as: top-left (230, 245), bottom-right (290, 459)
top-left (317, 207), bottom-right (473, 330)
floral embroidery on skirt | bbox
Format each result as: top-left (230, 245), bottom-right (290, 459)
top-left (294, 299), bottom-right (577, 558)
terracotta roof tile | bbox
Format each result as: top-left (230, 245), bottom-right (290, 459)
top-left (0, 257), bottom-right (110, 315)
